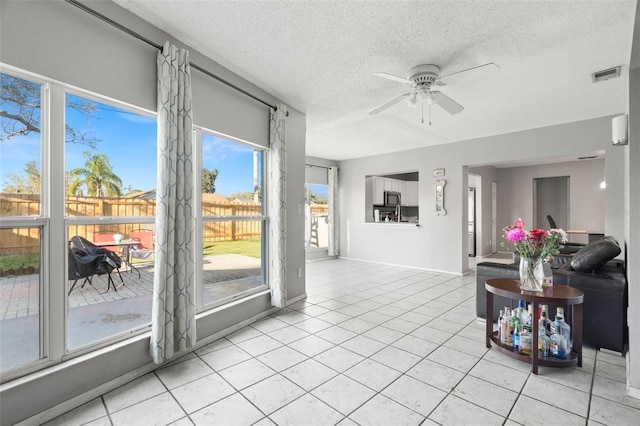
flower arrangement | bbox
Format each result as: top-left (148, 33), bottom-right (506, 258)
top-left (502, 218), bottom-right (568, 261)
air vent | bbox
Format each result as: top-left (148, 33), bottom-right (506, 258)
top-left (592, 66), bottom-right (621, 83)
top-left (578, 156), bottom-right (597, 160)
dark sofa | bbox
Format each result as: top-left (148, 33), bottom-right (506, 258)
top-left (476, 237), bottom-right (628, 353)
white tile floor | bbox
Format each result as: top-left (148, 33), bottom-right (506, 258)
top-left (44, 259), bottom-right (639, 425)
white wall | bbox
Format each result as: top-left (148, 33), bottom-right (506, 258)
top-left (625, 3), bottom-right (640, 397)
top-left (339, 116), bottom-right (625, 275)
top-left (0, 1), bottom-right (306, 424)
top-left (468, 166), bottom-right (499, 257)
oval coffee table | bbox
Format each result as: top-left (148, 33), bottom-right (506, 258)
top-left (485, 278), bottom-right (584, 374)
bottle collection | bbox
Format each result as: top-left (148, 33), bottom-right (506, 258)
top-left (497, 302), bottom-right (572, 359)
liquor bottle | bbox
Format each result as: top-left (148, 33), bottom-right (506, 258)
top-left (510, 311), bottom-right (522, 350)
top-left (540, 305), bottom-right (551, 336)
top-left (555, 307), bottom-right (572, 353)
top-left (519, 325), bottom-right (532, 355)
top-left (538, 319), bottom-right (550, 357)
top-left (497, 309), bottom-right (504, 341)
top-left (549, 314), bottom-right (568, 359)
top-left (523, 304), bottom-right (533, 332)
top-left (501, 308), bottom-right (513, 346)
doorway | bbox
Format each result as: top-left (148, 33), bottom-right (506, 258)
top-left (534, 176), bottom-right (569, 230)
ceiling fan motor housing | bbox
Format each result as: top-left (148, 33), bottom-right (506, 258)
top-left (408, 64), bottom-right (440, 87)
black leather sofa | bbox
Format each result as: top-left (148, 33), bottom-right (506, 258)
top-left (476, 237), bottom-right (628, 353)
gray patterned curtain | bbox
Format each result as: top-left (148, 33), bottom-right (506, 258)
top-left (328, 166), bottom-right (339, 257)
top-left (151, 41), bottom-right (196, 364)
top-left (268, 104), bottom-right (288, 308)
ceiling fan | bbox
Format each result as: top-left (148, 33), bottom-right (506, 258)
top-left (369, 63), bottom-right (499, 124)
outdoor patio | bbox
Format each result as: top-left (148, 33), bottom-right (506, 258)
top-left (0, 254), bottom-right (262, 372)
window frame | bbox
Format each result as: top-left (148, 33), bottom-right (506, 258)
top-left (61, 87), bottom-right (157, 357)
top-left (0, 66), bottom-right (52, 382)
top-left (194, 127), bottom-right (269, 313)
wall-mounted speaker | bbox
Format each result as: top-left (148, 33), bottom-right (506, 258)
top-left (612, 114), bottom-right (628, 145)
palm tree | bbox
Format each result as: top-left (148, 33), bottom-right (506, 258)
top-left (67, 152), bottom-right (122, 197)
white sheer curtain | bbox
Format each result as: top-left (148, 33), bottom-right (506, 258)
top-left (328, 166), bottom-right (339, 257)
top-left (268, 104), bottom-right (288, 308)
top-left (151, 41), bottom-right (196, 364)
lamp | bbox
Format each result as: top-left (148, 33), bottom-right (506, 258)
top-left (407, 93), bottom-right (418, 108)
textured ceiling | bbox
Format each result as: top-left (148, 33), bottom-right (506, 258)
top-left (114, 0), bottom-right (637, 161)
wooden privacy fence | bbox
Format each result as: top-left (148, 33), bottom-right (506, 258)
top-left (0, 193), bottom-right (328, 255)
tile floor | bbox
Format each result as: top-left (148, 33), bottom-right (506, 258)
top-left (43, 259), bottom-right (639, 425)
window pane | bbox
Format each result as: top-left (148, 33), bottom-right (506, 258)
top-left (306, 184), bottom-right (329, 249)
top-left (202, 220), bottom-right (264, 306)
top-left (0, 227), bottom-right (42, 372)
top-left (199, 133), bottom-right (266, 311)
top-left (0, 73), bottom-right (42, 216)
top-left (201, 133), bottom-right (263, 215)
top-left (67, 223), bottom-right (153, 350)
top-left (65, 93), bottom-right (156, 216)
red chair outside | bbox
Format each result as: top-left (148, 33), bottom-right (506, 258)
top-left (129, 229), bottom-right (155, 265)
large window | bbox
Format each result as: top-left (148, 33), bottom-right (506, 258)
top-left (0, 66), bottom-right (272, 382)
top-left (198, 131), bottom-right (267, 310)
top-left (0, 68), bottom-right (158, 380)
top-left (64, 92), bottom-right (156, 350)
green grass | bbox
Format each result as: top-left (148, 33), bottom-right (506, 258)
top-left (203, 239), bottom-right (261, 258)
top-left (0, 240), bottom-right (260, 274)
top-left (0, 253), bottom-right (40, 270)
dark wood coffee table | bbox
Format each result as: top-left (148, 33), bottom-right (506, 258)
top-left (485, 278), bottom-right (584, 374)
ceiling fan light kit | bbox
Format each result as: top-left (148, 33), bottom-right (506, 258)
top-left (369, 62), bottom-right (499, 125)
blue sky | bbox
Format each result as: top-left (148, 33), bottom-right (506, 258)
top-left (1, 93), bottom-right (262, 197)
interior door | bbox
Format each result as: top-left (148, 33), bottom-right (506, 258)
top-left (534, 176), bottom-right (569, 230)
top-left (468, 187), bottom-right (476, 257)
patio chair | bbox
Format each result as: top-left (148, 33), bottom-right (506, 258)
top-left (68, 236), bottom-right (124, 294)
top-left (129, 229), bottom-right (155, 264)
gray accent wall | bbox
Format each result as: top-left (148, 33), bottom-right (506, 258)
top-left (496, 159), bottom-right (605, 245)
top-left (0, 1), bottom-right (306, 424)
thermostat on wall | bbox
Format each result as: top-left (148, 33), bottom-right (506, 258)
top-left (433, 168), bottom-right (445, 177)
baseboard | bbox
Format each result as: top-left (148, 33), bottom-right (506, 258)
top-left (287, 293), bottom-right (308, 305)
top-left (16, 361), bottom-right (158, 426)
top-left (627, 384), bottom-right (640, 400)
top-left (337, 256), bottom-right (463, 276)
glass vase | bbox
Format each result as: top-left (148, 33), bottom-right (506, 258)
top-left (519, 256), bottom-right (545, 292)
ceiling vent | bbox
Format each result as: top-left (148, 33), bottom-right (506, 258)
top-left (577, 156), bottom-right (597, 160)
top-left (592, 66), bottom-right (621, 83)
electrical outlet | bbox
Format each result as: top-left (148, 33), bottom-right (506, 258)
top-left (297, 267), bottom-right (303, 278)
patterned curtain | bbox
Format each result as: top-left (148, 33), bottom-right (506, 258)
top-left (328, 166), bottom-right (339, 257)
top-left (151, 42), bottom-right (196, 364)
top-left (268, 104), bottom-right (288, 308)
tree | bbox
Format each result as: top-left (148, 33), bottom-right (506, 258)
top-left (67, 152), bottom-right (122, 197)
top-left (2, 160), bottom-right (40, 193)
top-left (0, 73), bottom-right (100, 147)
top-left (202, 167), bottom-right (219, 193)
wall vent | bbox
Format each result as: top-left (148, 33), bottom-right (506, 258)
top-left (577, 156), bottom-right (597, 160)
top-left (592, 66), bottom-right (621, 83)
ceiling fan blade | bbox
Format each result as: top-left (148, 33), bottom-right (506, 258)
top-left (368, 93), bottom-right (411, 115)
top-left (430, 91), bottom-right (464, 114)
top-left (437, 62), bottom-right (500, 86)
top-left (372, 72), bottom-right (414, 85)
